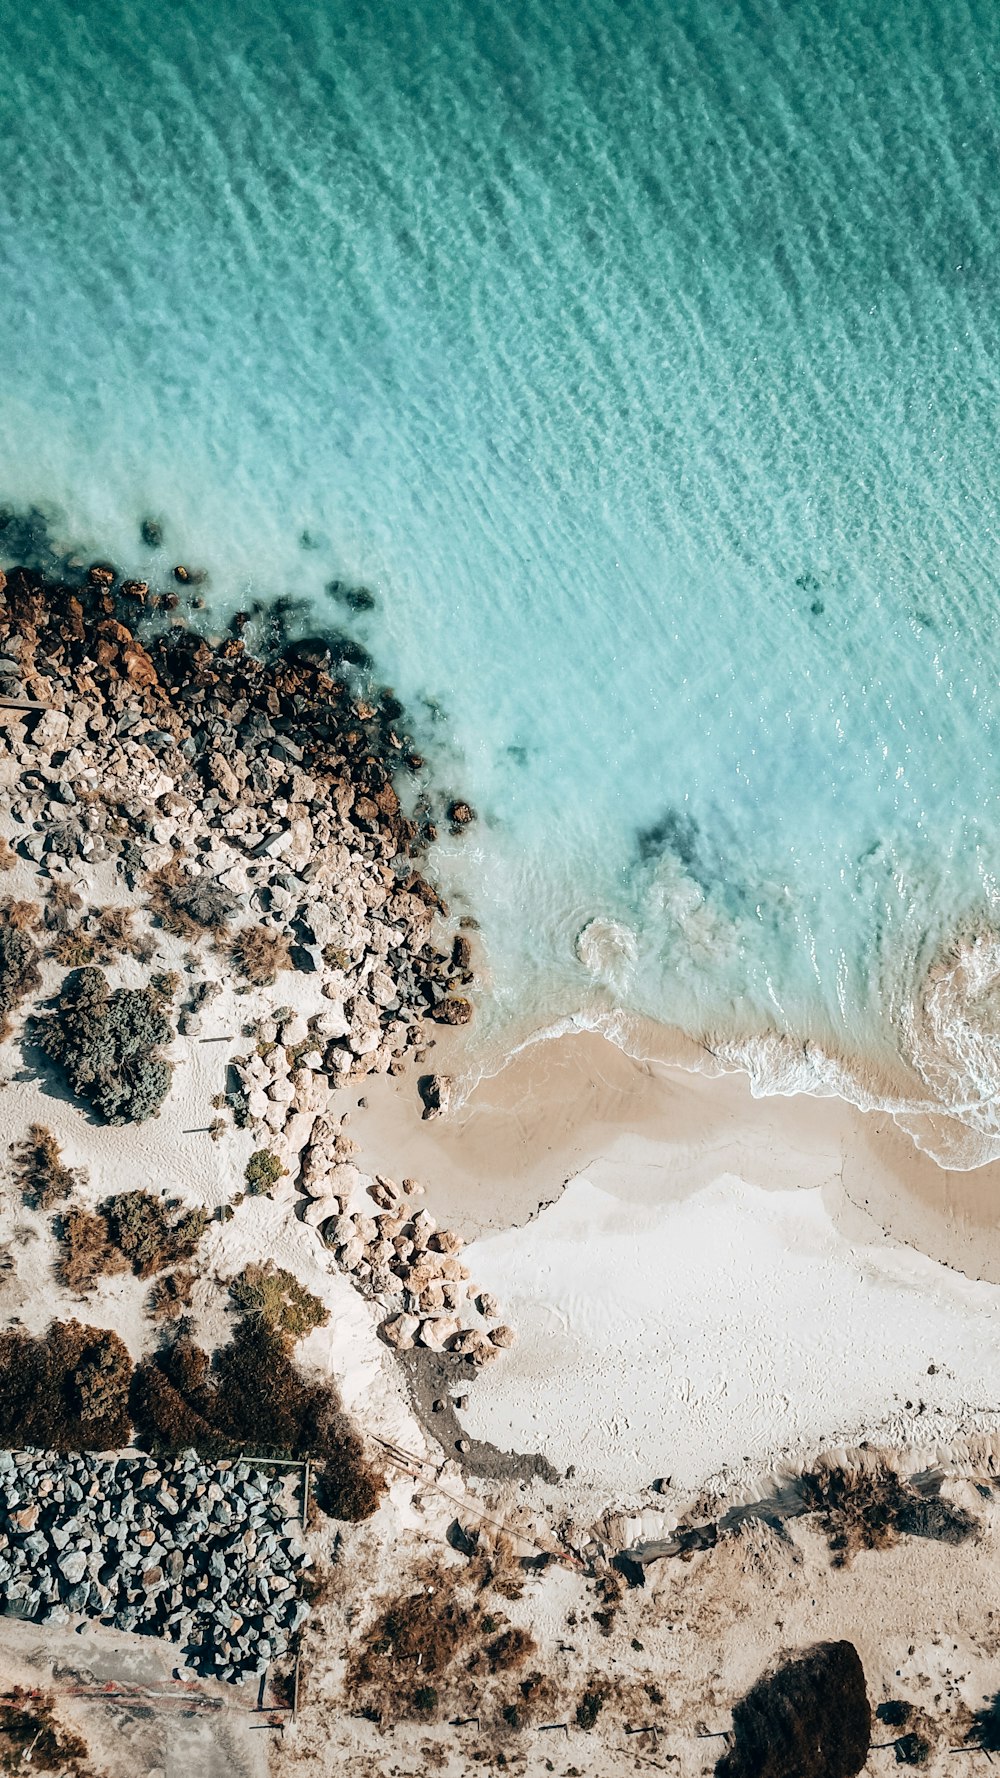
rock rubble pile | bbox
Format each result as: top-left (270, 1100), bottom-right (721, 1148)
top-left (0, 1448), bottom-right (308, 1682)
top-left (297, 1112), bottom-right (516, 1365)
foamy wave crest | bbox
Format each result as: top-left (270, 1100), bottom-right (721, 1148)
top-left (892, 928), bottom-right (1000, 1165)
top-left (642, 854), bottom-right (737, 963)
top-left (575, 917), bottom-right (638, 989)
top-left (713, 925), bottom-right (1000, 1170)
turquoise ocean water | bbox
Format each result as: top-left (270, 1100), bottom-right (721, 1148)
top-left (4, 0), bottom-right (1000, 1151)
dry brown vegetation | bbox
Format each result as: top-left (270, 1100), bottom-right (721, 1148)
top-left (0, 1688), bottom-right (96, 1777)
top-left (229, 923), bottom-right (293, 985)
top-left (49, 905), bottom-right (155, 968)
top-left (149, 1267), bottom-right (196, 1321)
top-left (59, 1206), bottom-right (122, 1292)
top-left (0, 1307), bottom-right (383, 1520)
top-left (717, 1641), bottom-right (870, 1778)
top-left (58, 1191), bottom-right (208, 1292)
top-left (43, 877), bottom-right (83, 930)
top-left (0, 897), bottom-right (40, 930)
top-left (102, 1190), bottom-right (208, 1279)
top-left (799, 1462), bottom-right (979, 1565)
top-left (348, 1556), bottom-right (536, 1724)
top-left (51, 927), bottom-right (99, 968)
top-left (0, 838), bottom-right (17, 872)
top-left (0, 1321), bottom-right (133, 1450)
top-left (146, 858), bottom-right (239, 940)
top-left (11, 1122), bottom-right (80, 1210)
top-left (131, 1320), bottom-right (385, 1520)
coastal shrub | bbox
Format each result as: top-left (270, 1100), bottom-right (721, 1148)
top-left (486, 1627), bottom-right (536, 1673)
top-left (102, 1189), bottom-right (208, 1279)
top-left (11, 1122), bottom-right (80, 1209)
top-left (150, 1268), bottom-right (196, 1321)
top-left (0, 837), bottom-right (16, 872)
top-left (0, 897), bottom-right (40, 931)
top-left (146, 857), bottom-right (240, 939)
top-left (59, 1192), bottom-right (207, 1290)
top-left (244, 1149), bottom-right (287, 1195)
top-left (50, 906), bottom-right (154, 969)
top-left (0, 1688), bottom-right (92, 1777)
top-left (228, 1262), bottom-right (328, 1343)
top-left (968, 1691), bottom-right (1000, 1753)
top-left (0, 915), bottom-right (41, 1038)
top-left (51, 927), bottom-right (99, 968)
top-left (575, 1685), bottom-right (607, 1731)
top-left (42, 878), bottom-right (83, 930)
top-left (716, 1641), bottom-right (870, 1778)
top-left (230, 923), bottom-right (293, 985)
top-left (0, 1320), bottom-right (133, 1450)
top-left (799, 1462), bottom-right (978, 1565)
top-left (348, 1563), bottom-right (534, 1718)
top-left (36, 965), bottom-right (176, 1123)
top-left (131, 1319), bottom-right (384, 1519)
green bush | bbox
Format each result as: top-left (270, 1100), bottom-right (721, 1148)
top-left (244, 1149), bottom-right (287, 1195)
top-left (228, 1263), bottom-right (329, 1343)
top-left (36, 966), bottom-right (175, 1123)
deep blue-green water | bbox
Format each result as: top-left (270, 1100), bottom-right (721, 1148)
top-left (4, 0), bottom-right (1000, 1151)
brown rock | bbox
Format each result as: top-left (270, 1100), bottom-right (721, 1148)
top-left (419, 1073), bottom-right (452, 1119)
top-left (428, 1229), bottom-right (465, 1255)
top-left (488, 1324), bottom-right (516, 1348)
top-left (448, 800), bottom-right (476, 827)
top-left (430, 998), bottom-right (473, 1026)
top-left (209, 751), bottom-right (240, 801)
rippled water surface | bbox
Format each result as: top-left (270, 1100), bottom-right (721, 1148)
top-left (4, 0), bottom-right (1000, 1128)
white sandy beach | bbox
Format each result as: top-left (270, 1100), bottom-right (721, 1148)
top-left (353, 1024), bottom-right (1000, 1496)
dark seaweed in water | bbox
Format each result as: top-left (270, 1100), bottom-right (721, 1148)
top-left (637, 806), bottom-right (701, 871)
top-left (0, 505), bottom-right (58, 571)
top-left (327, 577), bottom-right (377, 613)
top-left (716, 1641), bottom-right (871, 1778)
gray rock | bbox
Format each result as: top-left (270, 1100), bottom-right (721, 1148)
top-left (56, 1550), bottom-right (86, 1593)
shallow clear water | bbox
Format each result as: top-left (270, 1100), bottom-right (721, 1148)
top-left (4, 0), bottom-right (1000, 1135)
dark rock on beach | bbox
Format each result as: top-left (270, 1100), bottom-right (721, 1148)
top-left (717, 1641), bottom-right (871, 1778)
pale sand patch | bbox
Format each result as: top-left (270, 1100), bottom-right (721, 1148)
top-left (459, 1170), bottom-right (1000, 1493)
top-left (351, 1024), bottom-right (1000, 1493)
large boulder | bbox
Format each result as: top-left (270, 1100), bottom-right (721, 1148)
top-left (717, 1641), bottom-right (870, 1778)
